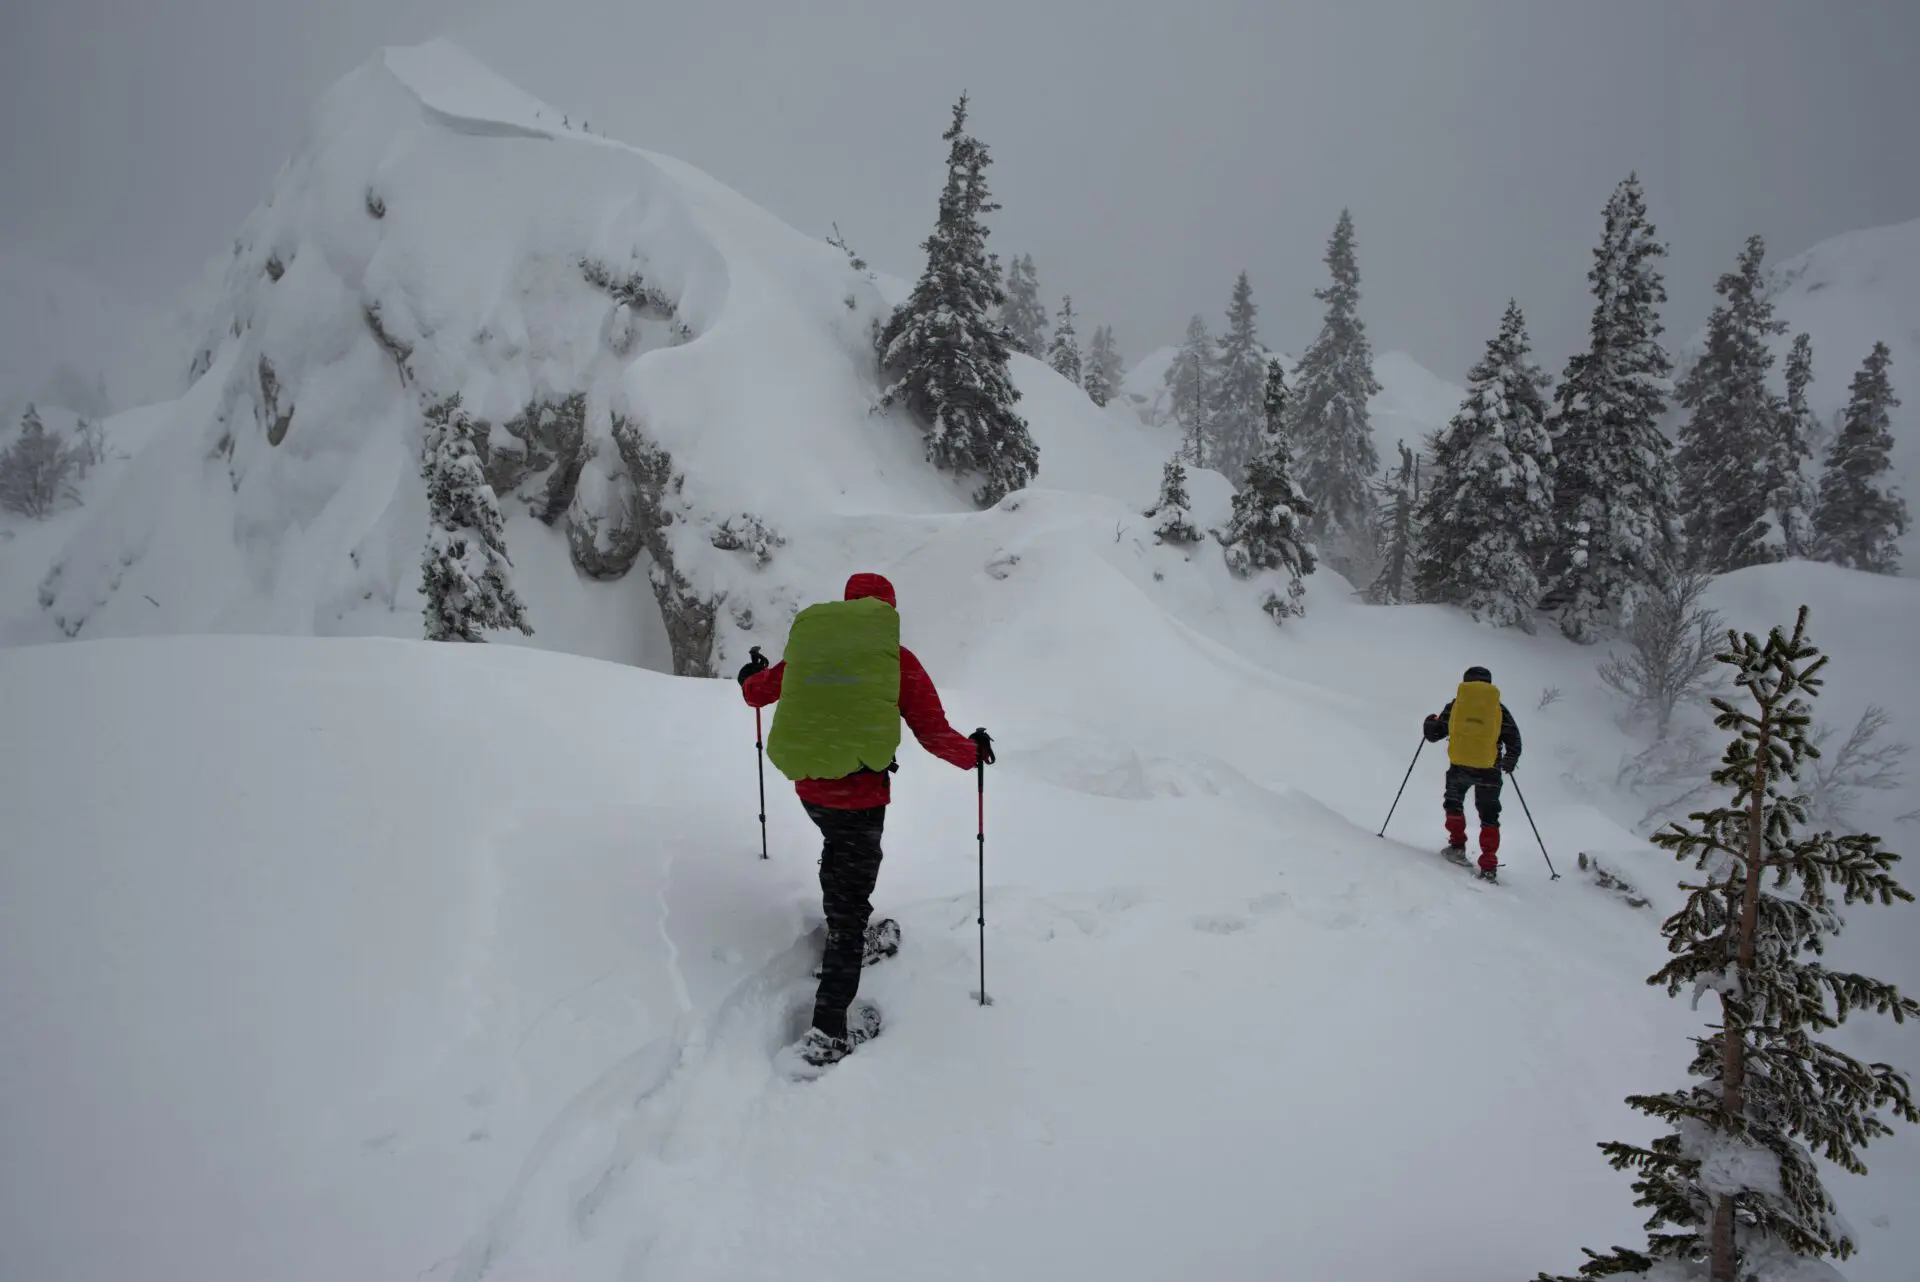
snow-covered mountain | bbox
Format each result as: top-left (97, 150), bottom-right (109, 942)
top-left (1119, 342), bottom-right (1464, 464)
top-left (1, 41), bottom-right (1174, 666)
top-left (1677, 217), bottom-right (1920, 563)
top-left (1, 41), bottom-right (1916, 1282)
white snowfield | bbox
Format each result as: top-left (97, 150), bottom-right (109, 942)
top-left (3, 556), bottom-right (1916, 1282)
top-left (1, 40), bottom-right (1917, 1282)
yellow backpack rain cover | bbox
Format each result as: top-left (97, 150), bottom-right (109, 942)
top-left (1448, 681), bottom-right (1503, 769)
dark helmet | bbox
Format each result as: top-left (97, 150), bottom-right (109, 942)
top-left (1463, 666), bottom-right (1493, 683)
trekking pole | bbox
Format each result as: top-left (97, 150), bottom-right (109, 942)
top-left (1507, 772), bottom-right (1560, 880)
top-left (1377, 738), bottom-right (1424, 837)
top-left (976, 759), bottom-right (989, 1007)
top-left (751, 648), bottom-right (768, 861)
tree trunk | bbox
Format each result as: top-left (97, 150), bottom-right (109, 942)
top-left (1710, 1193), bottom-right (1738, 1282)
top-left (1711, 704), bottom-right (1773, 1282)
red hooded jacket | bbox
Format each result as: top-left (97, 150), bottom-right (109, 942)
top-left (741, 572), bottom-right (979, 809)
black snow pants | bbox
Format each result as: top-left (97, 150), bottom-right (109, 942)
top-left (1443, 764), bottom-right (1504, 827)
top-left (802, 801), bottom-right (887, 1040)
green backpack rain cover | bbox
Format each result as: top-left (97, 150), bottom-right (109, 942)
top-left (765, 595), bottom-right (903, 782)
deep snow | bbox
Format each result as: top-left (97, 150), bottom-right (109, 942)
top-left (1, 39), bottom-right (1916, 1282)
top-left (3, 551), bottom-right (1916, 1282)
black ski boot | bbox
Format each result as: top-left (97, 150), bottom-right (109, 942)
top-left (812, 918), bottom-right (901, 977)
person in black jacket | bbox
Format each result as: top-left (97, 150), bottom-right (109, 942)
top-left (1422, 665), bottom-right (1522, 880)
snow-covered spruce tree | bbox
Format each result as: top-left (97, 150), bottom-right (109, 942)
top-left (1085, 325), bottom-right (1123, 408)
top-left (1145, 455), bottom-right (1200, 546)
top-left (1221, 360), bottom-right (1317, 621)
top-left (1773, 333), bottom-right (1819, 560)
top-left (1543, 608), bottom-right (1919, 1282)
top-left (1811, 342), bottom-right (1907, 574)
top-left (420, 394), bottom-right (534, 643)
top-left (1413, 301), bottom-right (1556, 630)
top-left (999, 253), bottom-right (1049, 357)
top-left (877, 97), bottom-right (1038, 507)
top-left (1367, 440), bottom-right (1420, 605)
top-left (1207, 270), bottom-right (1269, 487)
top-left (1048, 295), bottom-right (1083, 386)
top-left (1544, 174), bottom-right (1681, 643)
top-left (1166, 315), bottom-right (1215, 468)
top-left (1288, 209), bottom-right (1383, 572)
top-left (1674, 235), bottom-right (1789, 573)
top-left (0, 403), bottom-right (83, 519)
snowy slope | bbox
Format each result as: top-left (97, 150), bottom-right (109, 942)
top-left (3, 42), bottom-right (1914, 1282)
top-left (3, 546), bottom-right (1914, 1282)
top-left (1119, 342), bottom-right (1464, 464)
top-left (4, 41), bottom-right (1161, 671)
top-left (1677, 217), bottom-right (1920, 565)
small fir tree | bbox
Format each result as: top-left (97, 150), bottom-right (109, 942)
top-left (1048, 295), bottom-right (1083, 386)
top-left (1544, 174), bottom-right (1681, 642)
top-left (1221, 360), bottom-right (1317, 621)
top-left (1674, 235), bottom-right (1789, 573)
top-left (1773, 333), bottom-right (1819, 560)
top-left (1288, 209), bottom-right (1383, 566)
top-left (1206, 271), bottom-right (1269, 487)
top-left (1145, 456), bottom-right (1200, 546)
top-left (1413, 301), bottom-right (1556, 631)
top-left (1543, 608), bottom-right (1919, 1282)
top-left (0, 404), bottom-right (84, 519)
top-left (420, 394), bottom-right (534, 642)
top-left (1166, 315), bottom-right (1216, 468)
top-left (999, 253), bottom-right (1049, 357)
top-left (1811, 342), bottom-right (1906, 574)
top-left (1084, 325), bottom-right (1124, 408)
top-left (1367, 440), bottom-right (1420, 605)
top-left (877, 97), bottom-right (1038, 506)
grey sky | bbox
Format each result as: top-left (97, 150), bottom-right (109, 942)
top-left (4, 0), bottom-right (1917, 381)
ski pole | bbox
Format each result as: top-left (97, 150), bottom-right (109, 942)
top-left (976, 759), bottom-right (989, 1007)
top-left (1507, 772), bottom-right (1559, 880)
top-left (751, 648), bottom-right (768, 861)
top-left (1377, 738), bottom-right (1424, 837)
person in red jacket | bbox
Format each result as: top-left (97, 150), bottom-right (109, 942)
top-left (738, 571), bottom-right (992, 1068)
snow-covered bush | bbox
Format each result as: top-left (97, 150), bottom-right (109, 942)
top-left (0, 405), bottom-right (85, 519)
top-left (710, 513), bottom-right (786, 568)
top-left (1597, 570), bottom-right (1724, 738)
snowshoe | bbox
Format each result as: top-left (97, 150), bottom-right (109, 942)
top-left (863, 917), bottom-right (901, 965)
top-left (1477, 864), bottom-right (1500, 883)
top-left (811, 919), bottom-right (900, 977)
top-left (781, 1000), bottom-right (883, 1081)
top-left (1442, 844), bottom-right (1471, 867)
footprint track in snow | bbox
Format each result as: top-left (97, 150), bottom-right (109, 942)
top-left (442, 927), bottom-right (824, 1282)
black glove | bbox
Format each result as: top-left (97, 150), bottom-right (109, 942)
top-left (1501, 758), bottom-right (1517, 775)
top-left (737, 646), bottom-right (769, 686)
top-left (1423, 714), bottom-right (1445, 743)
top-left (969, 727), bottom-right (996, 767)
